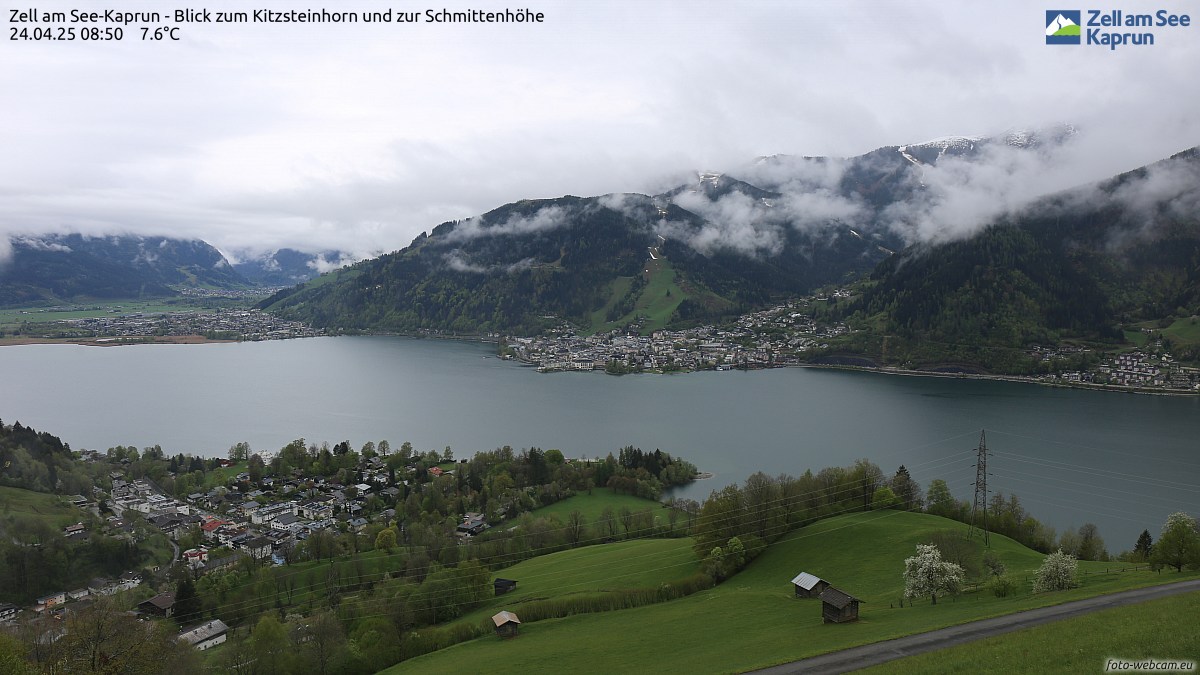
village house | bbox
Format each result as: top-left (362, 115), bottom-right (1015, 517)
top-left (0, 603), bottom-right (18, 623)
top-left (183, 547), bottom-right (210, 569)
top-left (35, 592), bottom-right (66, 610)
top-left (272, 512), bottom-right (303, 534)
top-left (138, 591), bottom-right (176, 618)
top-left (457, 513), bottom-right (489, 537)
top-left (243, 536), bottom-right (274, 561)
top-left (178, 619), bottom-right (229, 650)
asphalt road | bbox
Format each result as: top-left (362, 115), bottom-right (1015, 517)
top-left (752, 578), bottom-right (1200, 674)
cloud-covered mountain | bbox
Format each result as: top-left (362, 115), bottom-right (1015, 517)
top-left (846, 146), bottom-right (1200, 369)
top-left (0, 234), bottom-right (248, 307)
top-left (259, 127), bottom-right (1094, 335)
top-left (231, 248), bottom-right (355, 287)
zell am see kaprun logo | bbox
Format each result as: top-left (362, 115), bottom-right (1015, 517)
top-left (1046, 8), bottom-right (1192, 49)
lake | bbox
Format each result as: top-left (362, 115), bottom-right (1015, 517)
top-left (2, 336), bottom-right (1197, 551)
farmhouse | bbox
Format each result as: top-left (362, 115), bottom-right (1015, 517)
top-left (494, 578), bottom-right (518, 596)
top-left (818, 587), bottom-right (862, 623)
top-left (491, 610), bottom-right (521, 638)
top-left (138, 592), bottom-right (176, 618)
top-left (790, 572), bottom-right (829, 598)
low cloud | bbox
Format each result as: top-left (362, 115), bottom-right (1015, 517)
top-left (12, 236), bottom-right (73, 253)
top-left (442, 205), bottom-right (570, 243)
top-left (1109, 158), bottom-right (1200, 225)
top-left (661, 168), bottom-right (866, 257)
top-left (307, 253), bottom-right (357, 274)
top-left (0, 236), bottom-right (13, 270)
top-left (443, 250), bottom-right (538, 274)
top-left (878, 126), bottom-right (1200, 246)
top-left (597, 193), bottom-right (653, 220)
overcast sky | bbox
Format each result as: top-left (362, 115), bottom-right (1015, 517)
top-left (3, 0), bottom-right (1198, 259)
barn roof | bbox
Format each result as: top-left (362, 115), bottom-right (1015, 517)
top-left (141, 592), bottom-right (175, 610)
top-left (818, 587), bottom-right (862, 609)
top-left (790, 572), bottom-right (824, 590)
top-left (491, 610), bottom-right (521, 627)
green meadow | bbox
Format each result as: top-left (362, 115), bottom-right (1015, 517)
top-left (858, 590), bottom-right (1200, 674)
top-left (389, 511), bottom-right (1197, 674)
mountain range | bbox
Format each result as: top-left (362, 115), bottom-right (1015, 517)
top-left (260, 126), bottom-right (1112, 337)
top-left (0, 236), bottom-right (346, 307)
top-left (7, 127), bottom-right (1197, 372)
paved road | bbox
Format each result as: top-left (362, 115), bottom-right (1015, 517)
top-left (753, 578), bottom-right (1200, 674)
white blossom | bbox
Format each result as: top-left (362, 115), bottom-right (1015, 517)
top-left (1033, 548), bottom-right (1078, 592)
top-left (903, 543), bottom-right (965, 605)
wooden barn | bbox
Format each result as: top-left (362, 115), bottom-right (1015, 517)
top-left (494, 578), bottom-right (518, 596)
top-left (492, 610), bottom-right (521, 638)
top-left (790, 572), bottom-right (829, 598)
top-left (818, 587), bottom-right (862, 623)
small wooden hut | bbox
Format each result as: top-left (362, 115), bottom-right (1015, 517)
top-left (818, 587), bottom-right (862, 623)
top-left (790, 572), bottom-right (829, 598)
top-left (494, 578), bottom-right (518, 596)
top-left (492, 610), bottom-right (521, 638)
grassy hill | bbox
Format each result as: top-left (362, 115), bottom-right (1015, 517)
top-left (0, 485), bottom-right (82, 529)
top-left (451, 538), bottom-right (699, 629)
top-left (388, 511), bottom-right (1197, 673)
top-left (526, 487), bottom-right (668, 525)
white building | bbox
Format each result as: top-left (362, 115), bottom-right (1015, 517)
top-left (178, 619), bottom-right (229, 650)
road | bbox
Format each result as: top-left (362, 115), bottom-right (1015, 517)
top-left (752, 579), bottom-right (1200, 674)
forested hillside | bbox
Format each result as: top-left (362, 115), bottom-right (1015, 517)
top-left (842, 147), bottom-right (1200, 369)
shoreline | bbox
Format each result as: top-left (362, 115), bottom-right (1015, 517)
top-left (0, 335), bottom-right (239, 347)
top-left (788, 362), bottom-right (1200, 396)
top-left (525, 356), bottom-right (1199, 397)
top-left (3, 332), bottom-right (1194, 397)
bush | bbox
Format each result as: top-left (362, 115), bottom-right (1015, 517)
top-left (991, 575), bottom-right (1015, 597)
top-left (1033, 549), bottom-right (1078, 592)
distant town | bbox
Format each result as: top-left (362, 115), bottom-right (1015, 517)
top-left (503, 290), bottom-right (1200, 393)
top-left (506, 292), bottom-right (854, 374)
top-left (7, 289), bottom-right (1198, 393)
top-left (9, 307), bottom-right (323, 343)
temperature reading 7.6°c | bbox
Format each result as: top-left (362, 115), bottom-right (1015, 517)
top-left (141, 26), bottom-right (180, 40)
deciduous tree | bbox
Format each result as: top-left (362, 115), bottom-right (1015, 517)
top-left (902, 543), bottom-right (964, 605)
top-left (1150, 512), bottom-right (1200, 572)
top-left (1033, 549), bottom-right (1078, 592)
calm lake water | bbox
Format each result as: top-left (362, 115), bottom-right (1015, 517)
top-left (2, 336), bottom-right (1197, 550)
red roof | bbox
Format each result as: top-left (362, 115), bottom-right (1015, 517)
top-left (429, 467), bottom-right (444, 477)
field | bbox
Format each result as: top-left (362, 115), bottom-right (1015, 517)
top-left (1122, 329), bottom-right (1149, 347)
top-left (858, 590), bottom-right (1200, 674)
top-left (453, 538), bottom-right (700, 628)
top-left (392, 511), bottom-right (1199, 674)
top-left (0, 485), bottom-right (83, 529)
top-left (527, 487), bottom-right (670, 525)
top-left (0, 299), bottom-right (214, 331)
top-left (1162, 315), bottom-right (1200, 347)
